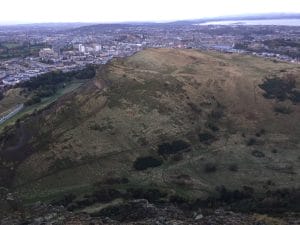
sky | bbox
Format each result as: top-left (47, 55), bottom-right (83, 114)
top-left (0, 0), bottom-right (299, 24)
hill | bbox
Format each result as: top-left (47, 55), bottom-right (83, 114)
top-left (171, 13), bottom-right (300, 25)
top-left (0, 49), bottom-right (300, 218)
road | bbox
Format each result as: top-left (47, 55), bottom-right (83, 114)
top-left (0, 104), bottom-right (24, 125)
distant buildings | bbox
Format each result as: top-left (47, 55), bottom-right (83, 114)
top-left (2, 77), bottom-right (20, 86)
top-left (39, 48), bottom-right (57, 59)
top-left (0, 24), bottom-right (299, 89)
top-left (78, 44), bottom-right (102, 53)
top-left (78, 44), bottom-right (85, 53)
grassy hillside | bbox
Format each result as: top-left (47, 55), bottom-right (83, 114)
top-left (0, 81), bottom-right (86, 132)
top-left (0, 49), bottom-right (300, 206)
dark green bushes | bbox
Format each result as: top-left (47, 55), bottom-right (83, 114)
top-left (274, 105), bottom-right (292, 114)
top-left (291, 89), bottom-right (300, 103)
top-left (206, 122), bottom-right (219, 132)
top-left (19, 65), bottom-right (97, 106)
top-left (126, 188), bottom-right (167, 203)
top-left (24, 95), bottom-right (41, 106)
top-left (228, 163), bottom-right (239, 172)
top-left (259, 75), bottom-right (299, 103)
top-left (133, 156), bottom-right (162, 171)
top-left (204, 162), bottom-right (217, 173)
top-left (251, 150), bottom-right (265, 158)
top-left (246, 137), bottom-right (257, 146)
top-left (158, 140), bottom-right (191, 155)
top-left (51, 193), bottom-right (76, 207)
top-left (198, 132), bottom-right (216, 145)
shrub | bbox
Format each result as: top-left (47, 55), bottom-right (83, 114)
top-left (209, 108), bottom-right (224, 120)
top-left (251, 150), bottom-right (265, 158)
top-left (89, 123), bottom-right (102, 131)
top-left (259, 75), bottom-right (300, 104)
top-left (101, 177), bottom-right (129, 185)
top-left (52, 193), bottom-right (76, 207)
top-left (158, 140), bottom-right (190, 155)
top-left (127, 188), bottom-right (167, 203)
top-left (133, 156), bottom-right (162, 171)
top-left (260, 129), bottom-right (266, 135)
top-left (246, 137), bottom-right (257, 146)
top-left (215, 185), bottom-right (254, 204)
top-left (158, 143), bottom-right (173, 155)
top-left (92, 189), bottom-right (121, 203)
top-left (172, 140), bottom-right (191, 153)
top-left (290, 89), bottom-right (300, 103)
top-left (171, 153), bottom-right (184, 162)
top-left (204, 162), bottom-right (217, 173)
top-left (274, 105), bottom-right (292, 114)
top-left (206, 122), bottom-right (219, 132)
top-left (24, 95), bottom-right (41, 106)
top-left (187, 102), bottom-right (201, 113)
top-left (169, 195), bottom-right (189, 205)
top-left (228, 163), bottom-right (239, 172)
top-left (199, 132), bottom-right (216, 145)
top-left (259, 76), bottom-right (296, 101)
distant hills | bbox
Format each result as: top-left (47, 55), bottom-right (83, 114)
top-left (1, 13), bottom-right (300, 28)
top-left (171, 13), bottom-right (300, 25)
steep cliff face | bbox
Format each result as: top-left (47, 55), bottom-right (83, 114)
top-left (0, 49), bottom-right (299, 207)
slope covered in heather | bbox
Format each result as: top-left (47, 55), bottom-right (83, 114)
top-left (0, 49), bottom-right (300, 210)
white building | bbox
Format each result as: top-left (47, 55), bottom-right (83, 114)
top-left (94, 44), bottom-right (102, 52)
top-left (78, 44), bottom-right (86, 53)
top-left (2, 77), bottom-right (20, 86)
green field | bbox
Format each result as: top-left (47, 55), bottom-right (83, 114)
top-left (0, 81), bottom-right (85, 132)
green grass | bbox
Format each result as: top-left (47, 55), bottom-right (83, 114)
top-left (0, 88), bottom-right (27, 116)
top-left (0, 81), bottom-right (85, 132)
top-left (22, 183), bottom-right (93, 205)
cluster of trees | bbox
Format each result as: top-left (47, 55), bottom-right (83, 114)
top-left (202, 26), bottom-right (275, 36)
top-left (21, 65), bottom-right (96, 106)
top-left (235, 38), bottom-right (300, 59)
top-left (263, 38), bottom-right (300, 49)
top-left (0, 42), bottom-right (47, 60)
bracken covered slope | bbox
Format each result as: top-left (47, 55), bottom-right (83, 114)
top-left (0, 48), bottom-right (300, 204)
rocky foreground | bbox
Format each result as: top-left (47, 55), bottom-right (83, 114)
top-left (0, 201), bottom-right (287, 225)
top-left (1, 190), bottom-right (299, 225)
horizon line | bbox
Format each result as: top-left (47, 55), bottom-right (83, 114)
top-left (0, 12), bottom-right (300, 26)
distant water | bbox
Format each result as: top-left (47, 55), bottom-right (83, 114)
top-left (197, 19), bottom-right (300, 26)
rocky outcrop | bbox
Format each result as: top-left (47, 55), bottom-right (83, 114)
top-left (1, 198), bottom-right (299, 225)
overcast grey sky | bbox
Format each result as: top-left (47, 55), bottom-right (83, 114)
top-left (1, 0), bottom-right (300, 24)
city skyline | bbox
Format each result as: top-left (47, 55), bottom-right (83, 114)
top-left (0, 0), bottom-right (300, 24)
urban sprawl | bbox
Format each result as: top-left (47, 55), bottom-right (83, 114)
top-left (0, 24), bottom-right (299, 88)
